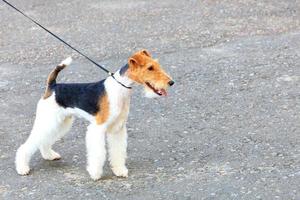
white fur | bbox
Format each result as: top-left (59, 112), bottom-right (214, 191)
top-left (144, 87), bottom-right (160, 98)
top-left (86, 123), bottom-right (106, 180)
top-left (60, 57), bottom-right (72, 66)
top-left (15, 70), bottom-right (134, 180)
top-left (15, 95), bottom-right (74, 175)
top-left (107, 126), bottom-right (128, 177)
top-left (66, 107), bottom-right (95, 122)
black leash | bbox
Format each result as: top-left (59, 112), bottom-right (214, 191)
top-left (1, 0), bottom-right (132, 89)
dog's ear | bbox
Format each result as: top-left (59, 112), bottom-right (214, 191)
top-left (127, 56), bottom-right (143, 83)
top-left (129, 51), bottom-right (149, 67)
top-left (129, 57), bottom-right (138, 66)
top-left (140, 49), bottom-right (151, 57)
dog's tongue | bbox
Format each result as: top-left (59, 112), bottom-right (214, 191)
top-left (158, 89), bottom-right (167, 96)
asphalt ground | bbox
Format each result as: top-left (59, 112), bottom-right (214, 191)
top-left (0, 0), bottom-right (299, 199)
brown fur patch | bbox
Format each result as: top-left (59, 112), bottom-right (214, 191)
top-left (43, 72), bottom-right (56, 99)
top-left (43, 88), bottom-right (52, 99)
top-left (43, 65), bottom-right (66, 99)
top-left (95, 93), bottom-right (110, 125)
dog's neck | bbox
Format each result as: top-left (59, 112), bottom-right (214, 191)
top-left (111, 64), bottom-right (134, 89)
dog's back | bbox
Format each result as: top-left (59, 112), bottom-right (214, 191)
top-left (53, 81), bottom-right (106, 115)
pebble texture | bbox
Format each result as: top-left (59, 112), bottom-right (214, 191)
top-left (0, 0), bottom-right (299, 199)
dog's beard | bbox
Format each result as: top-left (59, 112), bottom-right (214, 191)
top-left (144, 87), bottom-right (160, 98)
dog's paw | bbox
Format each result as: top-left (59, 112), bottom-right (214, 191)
top-left (87, 166), bottom-right (103, 181)
top-left (112, 166), bottom-right (128, 178)
top-left (42, 150), bottom-right (61, 161)
top-left (16, 164), bottom-right (30, 175)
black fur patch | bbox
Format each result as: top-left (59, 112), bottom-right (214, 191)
top-left (119, 64), bottom-right (129, 76)
top-left (52, 79), bottom-right (106, 115)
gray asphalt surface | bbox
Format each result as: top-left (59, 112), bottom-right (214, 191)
top-left (0, 0), bottom-right (299, 199)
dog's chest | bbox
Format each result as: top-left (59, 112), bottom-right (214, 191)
top-left (106, 89), bottom-right (131, 132)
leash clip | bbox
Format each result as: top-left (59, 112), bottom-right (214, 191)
top-left (108, 72), bottom-right (114, 76)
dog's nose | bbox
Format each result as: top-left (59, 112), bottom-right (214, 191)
top-left (168, 80), bottom-right (175, 86)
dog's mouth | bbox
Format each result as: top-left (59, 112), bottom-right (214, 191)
top-left (145, 82), bottom-right (167, 96)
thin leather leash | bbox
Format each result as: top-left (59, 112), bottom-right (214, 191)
top-left (1, 0), bottom-right (132, 89)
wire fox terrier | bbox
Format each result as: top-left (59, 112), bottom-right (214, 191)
top-left (15, 50), bottom-right (174, 180)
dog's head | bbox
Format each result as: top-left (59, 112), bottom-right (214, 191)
top-left (127, 50), bottom-right (174, 98)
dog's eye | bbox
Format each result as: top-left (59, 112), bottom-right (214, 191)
top-left (148, 66), bottom-right (154, 71)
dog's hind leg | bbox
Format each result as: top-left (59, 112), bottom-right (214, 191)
top-left (15, 95), bottom-right (67, 175)
top-left (15, 135), bottom-right (39, 175)
top-left (39, 116), bottom-right (74, 160)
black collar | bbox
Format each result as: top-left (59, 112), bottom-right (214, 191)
top-left (110, 64), bottom-right (132, 89)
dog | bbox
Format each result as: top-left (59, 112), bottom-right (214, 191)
top-left (15, 50), bottom-right (174, 180)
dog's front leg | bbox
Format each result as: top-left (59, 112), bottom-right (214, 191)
top-left (86, 123), bottom-right (107, 181)
top-left (107, 125), bottom-right (128, 177)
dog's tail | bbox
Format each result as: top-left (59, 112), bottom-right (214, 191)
top-left (47, 57), bottom-right (72, 86)
top-left (43, 57), bottom-right (72, 99)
